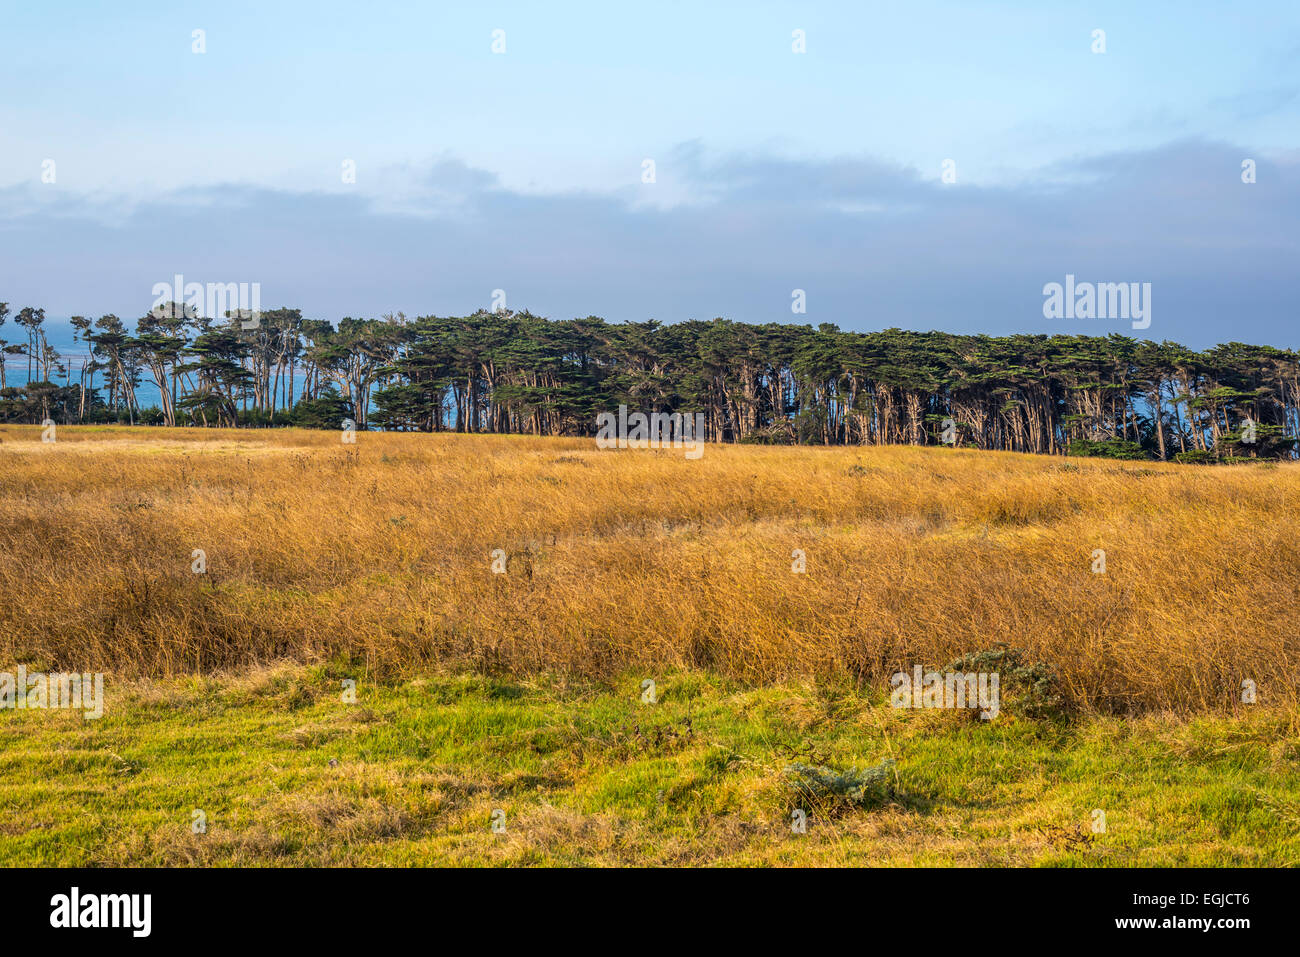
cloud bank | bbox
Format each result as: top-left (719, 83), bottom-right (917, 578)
top-left (1, 140), bottom-right (1296, 350)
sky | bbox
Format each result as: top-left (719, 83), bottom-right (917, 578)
top-left (1, 0), bottom-right (1298, 355)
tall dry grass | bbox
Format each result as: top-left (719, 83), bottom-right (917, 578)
top-left (1, 424), bottom-right (1297, 714)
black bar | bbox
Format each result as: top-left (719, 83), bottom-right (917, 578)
top-left (0, 867), bottom-right (1283, 943)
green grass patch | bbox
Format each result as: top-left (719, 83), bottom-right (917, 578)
top-left (1, 666), bottom-right (1297, 866)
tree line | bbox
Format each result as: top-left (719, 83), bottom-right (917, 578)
top-left (2, 300), bottom-right (1296, 461)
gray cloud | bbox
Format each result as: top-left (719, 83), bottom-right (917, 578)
top-left (1, 139), bottom-right (1296, 350)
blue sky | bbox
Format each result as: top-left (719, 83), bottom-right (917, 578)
top-left (1, 0), bottom-right (1298, 350)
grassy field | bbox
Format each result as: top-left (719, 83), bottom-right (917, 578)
top-left (4, 666), bottom-right (1299, 866)
top-left (1, 424), bottom-right (1298, 865)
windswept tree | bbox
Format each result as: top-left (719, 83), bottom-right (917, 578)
top-left (135, 307), bottom-right (192, 427)
top-left (178, 323), bottom-right (253, 427)
top-left (14, 306), bottom-right (45, 383)
top-left (305, 317), bottom-right (404, 429)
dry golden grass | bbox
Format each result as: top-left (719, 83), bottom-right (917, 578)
top-left (2, 423), bottom-right (1298, 715)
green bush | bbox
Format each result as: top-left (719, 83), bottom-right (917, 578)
top-left (286, 395), bottom-right (352, 430)
top-left (1172, 449), bottom-right (1216, 464)
top-left (945, 645), bottom-right (1065, 720)
top-left (1067, 438), bottom-right (1149, 460)
top-left (784, 758), bottom-right (896, 809)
